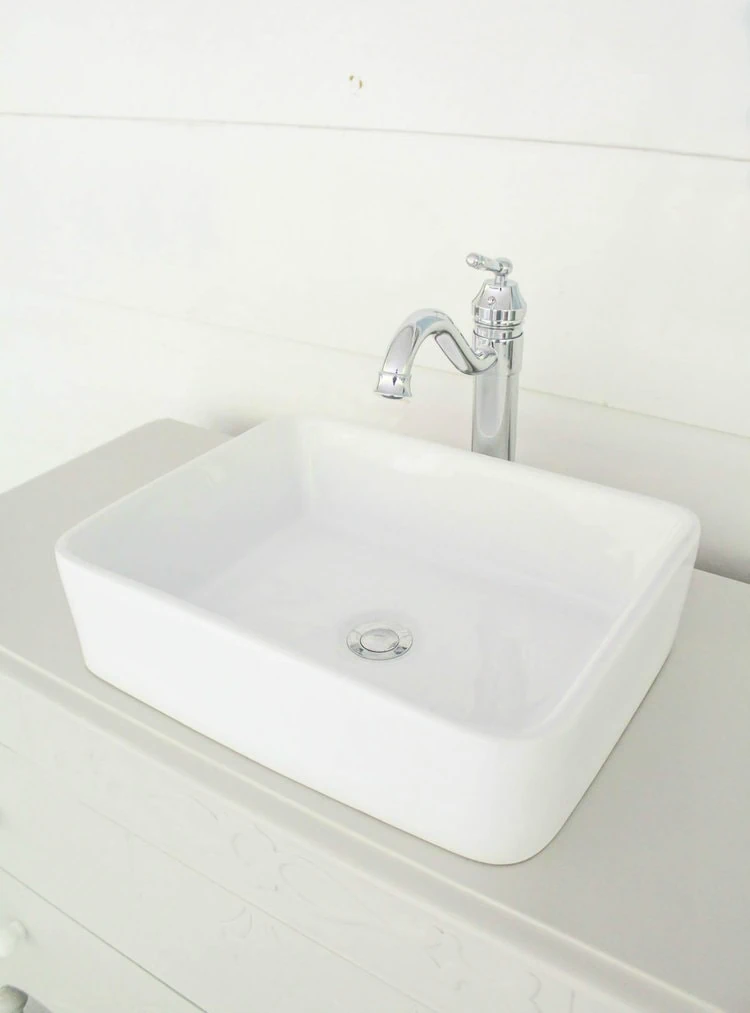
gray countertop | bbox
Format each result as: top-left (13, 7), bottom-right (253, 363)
top-left (0, 419), bottom-right (747, 1012)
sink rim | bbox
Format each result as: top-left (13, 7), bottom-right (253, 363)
top-left (56, 415), bottom-right (700, 744)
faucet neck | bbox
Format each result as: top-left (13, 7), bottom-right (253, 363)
top-left (375, 310), bottom-right (496, 399)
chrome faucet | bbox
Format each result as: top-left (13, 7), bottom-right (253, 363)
top-left (375, 254), bottom-right (526, 461)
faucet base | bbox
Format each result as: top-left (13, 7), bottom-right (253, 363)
top-left (472, 369), bottom-right (519, 461)
top-left (471, 330), bottom-right (523, 462)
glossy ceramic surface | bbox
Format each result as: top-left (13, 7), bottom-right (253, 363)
top-left (56, 417), bottom-right (699, 862)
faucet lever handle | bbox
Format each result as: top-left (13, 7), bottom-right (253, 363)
top-left (466, 253), bottom-right (513, 279)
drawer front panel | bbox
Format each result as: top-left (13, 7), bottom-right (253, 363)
top-left (0, 744), bottom-right (431, 1013)
top-left (0, 672), bottom-right (667, 1013)
top-left (0, 867), bottom-right (199, 1013)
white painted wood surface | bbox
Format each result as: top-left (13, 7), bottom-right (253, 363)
top-left (2, 0), bottom-right (750, 578)
top-left (1, 117), bottom-right (748, 441)
top-left (0, 868), bottom-right (200, 1013)
top-left (1, 0), bottom-right (747, 160)
top-left (0, 420), bottom-right (745, 1011)
top-left (0, 749), bottom-right (433, 1013)
top-left (2, 0), bottom-right (749, 577)
top-left (0, 740), bottom-right (639, 1013)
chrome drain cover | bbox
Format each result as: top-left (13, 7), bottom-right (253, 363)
top-left (347, 621), bottom-right (413, 661)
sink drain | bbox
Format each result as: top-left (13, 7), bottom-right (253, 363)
top-left (347, 621), bottom-right (413, 661)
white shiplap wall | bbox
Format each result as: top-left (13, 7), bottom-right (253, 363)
top-left (1, 0), bottom-right (749, 579)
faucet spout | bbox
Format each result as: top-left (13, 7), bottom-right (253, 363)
top-left (375, 310), bottom-right (497, 399)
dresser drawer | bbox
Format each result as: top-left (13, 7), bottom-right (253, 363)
top-left (0, 744), bottom-right (429, 1013)
top-left (0, 866), bottom-right (199, 1013)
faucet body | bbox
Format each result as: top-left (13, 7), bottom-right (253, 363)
top-left (376, 254), bottom-right (526, 461)
top-left (471, 314), bottom-right (524, 460)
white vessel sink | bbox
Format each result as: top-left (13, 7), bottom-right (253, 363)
top-left (57, 417), bottom-right (699, 863)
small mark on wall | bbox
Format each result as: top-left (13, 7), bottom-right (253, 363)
top-left (348, 73), bottom-right (364, 93)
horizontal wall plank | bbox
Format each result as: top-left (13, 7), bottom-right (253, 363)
top-left (1, 117), bottom-right (748, 438)
top-left (1, 0), bottom-right (748, 159)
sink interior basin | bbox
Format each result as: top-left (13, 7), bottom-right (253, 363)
top-left (57, 416), bottom-right (699, 863)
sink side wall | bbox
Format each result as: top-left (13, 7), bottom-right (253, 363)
top-left (55, 548), bottom-right (575, 864)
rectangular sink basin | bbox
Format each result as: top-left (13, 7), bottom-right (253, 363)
top-left (57, 417), bottom-right (699, 863)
